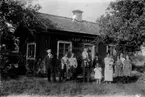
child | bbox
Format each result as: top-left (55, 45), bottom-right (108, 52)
top-left (94, 63), bottom-right (102, 84)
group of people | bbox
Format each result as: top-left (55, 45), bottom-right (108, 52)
top-left (96, 53), bottom-right (132, 84)
top-left (42, 48), bottom-right (132, 84)
top-left (60, 52), bottom-right (78, 81)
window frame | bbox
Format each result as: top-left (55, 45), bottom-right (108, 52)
top-left (26, 42), bottom-right (36, 60)
top-left (57, 41), bottom-right (72, 59)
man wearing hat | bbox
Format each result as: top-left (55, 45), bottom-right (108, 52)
top-left (44, 49), bottom-right (56, 82)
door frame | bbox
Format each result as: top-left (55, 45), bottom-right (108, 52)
top-left (84, 43), bottom-right (95, 61)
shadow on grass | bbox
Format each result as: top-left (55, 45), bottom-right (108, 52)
top-left (0, 76), bottom-right (109, 96)
top-left (0, 76), bottom-right (143, 97)
top-left (113, 76), bottom-right (139, 84)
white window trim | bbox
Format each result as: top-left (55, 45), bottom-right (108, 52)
top-left (57, 41), bottom-right (72, 59)
top-left (26, 42), bottom-right (36, 60)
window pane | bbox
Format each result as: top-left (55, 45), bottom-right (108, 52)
top-left (65, 49), bottom-right (69, 52)
top-left (59, 50), bottom-right (63, 54)
top-left (59, 43), bottom-right (64, 49)
top-left (27, 43), bottom-right (35, 59)
top-left (59, 53), bottom-right (63, 59)
top-left (65, 44), bottom-right (70, 49)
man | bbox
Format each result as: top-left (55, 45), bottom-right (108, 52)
top-left (82, 48), bottom-right (91, 82)
top-left (44, 49), bottom-right (56, 82)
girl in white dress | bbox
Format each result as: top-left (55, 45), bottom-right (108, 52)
top-left (94, 63), bottom-right (102, 84)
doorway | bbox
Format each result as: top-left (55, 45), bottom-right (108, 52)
top-left (84, 43), bottom-right (95, 61)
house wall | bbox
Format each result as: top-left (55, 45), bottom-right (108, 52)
top-left (36, 33), bottom-right (57, 59)
top-left (98, 42), bottom-right (107, 66)
top-left (16, 27), bottom-right (107, 62)
top-left (35, 30), bottom-right (99, 61)
top-left (15, 27), bottom-right (108, 76)
top-left (15, 25), bottom-right (36, 56)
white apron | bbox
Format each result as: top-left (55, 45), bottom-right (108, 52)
top-left (104, 57), bottom-right (113, 81)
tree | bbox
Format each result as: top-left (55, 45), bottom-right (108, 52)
top-left (0, 0), bottom-right (51, 51)
top-left (0, 0), bottom-right (46, 79)
top-left (97, 0), bottom-right (145, 53)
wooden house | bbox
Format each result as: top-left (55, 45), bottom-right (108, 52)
top-left (15, 10), bottom-right (108, 68)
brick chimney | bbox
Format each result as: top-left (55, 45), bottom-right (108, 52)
top-left (72, 10), bottom-right (83, 21)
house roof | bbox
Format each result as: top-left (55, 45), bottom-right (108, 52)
top-left (36, 12), bottom-right (100, 35)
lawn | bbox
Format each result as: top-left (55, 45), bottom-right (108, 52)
top-left (0, 75), bottom-right (145, 97)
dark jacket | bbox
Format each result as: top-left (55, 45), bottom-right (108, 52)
top-left (44, 55), bottom-right (53, 69)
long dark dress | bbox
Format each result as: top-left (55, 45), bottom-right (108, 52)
top-left (115, 59), bottom-right (122, 77)
top-left (123, 59), bottom-right (132, 77)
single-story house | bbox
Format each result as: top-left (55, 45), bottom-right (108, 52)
top-left (15, 10), bottom-right (109, 67)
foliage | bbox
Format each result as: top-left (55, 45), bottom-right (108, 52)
top-left (130, 55), bottom-right (145, 72)
top-left (0, 0), bottom-right (43, 79)
top-left (0, 0), bottom-right (44, 50)
top-left (97, 0), bottom-right (145, 53)
top-left (0, 0), bottom-right (42, 30)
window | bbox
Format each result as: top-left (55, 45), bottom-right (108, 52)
top-left (57, 41), bottom-right (72, 59)
top-left (26, 42), bottom-right (36, 60)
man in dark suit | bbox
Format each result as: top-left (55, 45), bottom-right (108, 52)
top-left (44, 49), bottom-right (56, 82)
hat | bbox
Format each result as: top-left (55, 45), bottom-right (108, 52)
top-left (46, 49), bottom-right (51, 53)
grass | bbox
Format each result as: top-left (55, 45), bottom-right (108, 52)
top-left (0, 76), bottom-right (145, 97)
top-left (4, 94), bottom-right (143, 97)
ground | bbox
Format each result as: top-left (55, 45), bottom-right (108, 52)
top-left (0, 75), bottom-right (145, 97)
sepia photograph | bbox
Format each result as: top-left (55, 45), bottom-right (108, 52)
top-left (0, 0), bottom-right (145, 97)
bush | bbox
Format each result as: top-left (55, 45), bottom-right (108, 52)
top-left (131, 55), bottom-right (145, 67)
top-left (130, 55), bottom-right (145, 73)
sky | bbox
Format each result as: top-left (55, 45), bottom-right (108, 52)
top-left (30, 0), bottom-right (115, 22)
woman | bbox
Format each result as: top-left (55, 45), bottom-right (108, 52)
top-left (115, 56), bottom-right (122, 77)
top-left (104, 53), bottom-right (114, 83)
top-left (120, 53), bottom-right (125, 64)
top-left (61, 53), bottom-right (69, 80)
top-left (123, 55), bottom-right (132, 82)
top-left (68, 53), bottom-right (78, 80)
top-left (120, 53), bottom-right (125, 77)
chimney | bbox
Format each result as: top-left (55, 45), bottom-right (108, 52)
top-left (72, 10), bottom-right (83, 21)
